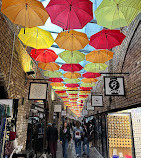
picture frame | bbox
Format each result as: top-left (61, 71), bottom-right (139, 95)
top-left (91, 95), bottom-right (103, 107)
top-left (28, 82), bottom-right (48, 100)
top-left (104, 76), bottom-right (125, 96)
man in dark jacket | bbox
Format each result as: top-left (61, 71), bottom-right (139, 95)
top-left (48, 123), bottom-right (58, 158)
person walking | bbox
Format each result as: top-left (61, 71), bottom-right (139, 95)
top-left (46, 123), bottom-right (52, 156)
top-left (48, 123), bottom-right (58, 158)
top-left (60, 122), bottom-right (71, 158)
top-left (82, 124), bottom-right (90, 157)
top-left (73, 121), bottom-right (83, 158)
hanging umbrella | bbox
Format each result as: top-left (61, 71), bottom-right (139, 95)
top-left (90, 29), bottom-right (126, 49)
top-left (81, 78), bottom-right (98, 83)
top-left (48, 78), bottom-right (63, 82)
top-left (52, 86), bottom-right (65, 90)
top-left (84, 63), bottom-right (107, 72)
top-left (59, 50), bottom-right (85, 63)
top-left (80, 83), bottom-right (95, 87)
top-left (66, 84), bottom-right (79, 88)
top-left (46, 0), bottom-right (93, 30)
top-left (67, 91), bottom-right (78, 94)
top-left (50, 83), bottom-right (64, 87)
top-left (79, 95), bottom-right (89, 97)
top-left (44, 71), bottom-right (62, 78)
top-left (38, 62), bottom-right (60, 71)
top-left (66, 87), bottom-right (79, 90)
top-left (55, 90), bottom-right (66, 93)
top-left (18, 27), bottom-right (54, 49)
top-left (95, 0), bottom-right (141, 29)
top-left (1, 0), bottom-right (49, 28)
top-left (64, 79), bottom-right (80, 84)
top-left (79, 91), bottom-right (91, 94)
top-left (69, 94), bottom-right (78, 96)
top-left (80, 87), bottom-right (92, 90)
top-left (30, 49), bottom-right (58, 63)
top-left (82, 72), bottom-right (101, 78)
top-left (70, 98), bottom-right (78, 101)
top-left (86, 50), bottom-right (114, 63)
top-left (61, 64), bottom-right (83, 72)
top-left (55, 30), bottom-right (89, 51)
top-left (63, 72), bottom-right (81, 79)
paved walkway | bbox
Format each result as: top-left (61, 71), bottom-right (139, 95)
top-left (56, 141), bottom-right (104, 158)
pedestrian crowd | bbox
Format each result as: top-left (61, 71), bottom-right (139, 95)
top-left (46, 121), bottom-right (93, 158)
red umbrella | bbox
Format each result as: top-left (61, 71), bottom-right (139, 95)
top-left (79, 95), bottom-right (88, 97)
top-left (61, 64), bottom-right (83, 72)
top-left (80, 87), bottom-right (92, 90)
top-left (82, 72), bottom-right (101, 78)
top-left (46, 0), bottom-right (93, 30)
top-left (66, 84), bottom-right (79, 88)
top-left (90, 29), bottom-right (126, 49)
top-left (68, 94), bottom-right (78, 96)
top-left (30, 49), bottom-right (58, 63)
top-left (48, 78), bottom-right (64, 82)
top-left (55, 90), bottom-right (66, 93)
top-left (60, 96), bottom-right (68, 98)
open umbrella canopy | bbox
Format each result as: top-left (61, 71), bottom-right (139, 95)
top-left (52, 86), bottom-right (65, 90)
top-left (79, 91), bottom-right (91, 94)
top-left (66, 87), bottom-right (79, 90)
top-left (90, 29), bottom-right (126, 49)
top-left (95, 0), bottom-right (141, 29)
top-left (30, 49), bottom-right (58, 63)
top-left (86, 50), bottom-right (114, 63)
top-left (46, 0), bottom-right (93, 30)
top-left (84, 63), bottom-right (108, 72)
top-left (44, 71), bottom-right (62, 78)
top-left (1, 0), bottom-right (49, 27)
top-left (67, 91), bottom-right (78, 94)
top-left (59, 50), bottom-right (85, 64)
top-left (64, 78), bottom-right (80, 84)
top-left (65, 84), bottom-right (79, 88)
top-left (63, 72), bottom-right (81, 79)
top-left (18, 27), bottom-right (54, 49)
top-left (81, 78), bottom-right (98, 83)
top-left (80, 83), bottom-right (95, 87)
top-left (50, 82), bottom-right (64, 87)
top-left (55, 90), bottom-right (66, 93)
top-left (80, 87), bottom-right (92, 90)
top-left (48, 78), bottom-right (63, 82)
top-left (38, 62), bottom-right (60, 71)
top-left (55, 30), bottom-right (89, 51)
top-left (82, 72), bottom-right (101, 78)
top-left (61, 64), bottom-right (83, 72)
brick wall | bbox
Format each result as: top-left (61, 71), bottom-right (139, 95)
top-left (0, 10), bottom-right (43, 149)
top-left (93, 14), bottom-right (141, 114)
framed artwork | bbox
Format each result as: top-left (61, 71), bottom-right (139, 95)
top-left (92, 95), bottom-right (103, 107)
top-left (54, 105), bottom-right (62, 113)
top-left (61, 111), bottom-right (66, 116)
top-left (104, 76), bottom-right (125, 96)
top-left (28, 82), bottom-right (48, 100)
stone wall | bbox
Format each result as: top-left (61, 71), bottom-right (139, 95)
top-left (93, 14), bottom-right (141, 114)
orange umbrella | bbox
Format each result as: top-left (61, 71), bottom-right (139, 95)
top-left (86, 50), bottom-right (114, 63)
top-left (50, 82), bottom-right (64, 87)
top-left (38, 62), bottom-right (60, 71)
top-left (55, 30), bottom-right (89, 51)
top-left (1, 0), bottom-right (49, 28)
top-left (66, 87), bottom-right (78, 90)
top-left (63, 72), bottom-right (81, 79)
top-left (81, 78), bottom-right (98, 83)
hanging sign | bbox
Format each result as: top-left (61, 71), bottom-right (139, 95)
top-left (82, 110), bottom-right (88, 116)
top-left (87, 102), bottom-right (94, 111)
top-left (104, 76), bottom-right (125, 96)
top-left (28, 82), bottom-right (48, 100)
top-left (92, 95), bottom-right (103, 107)
top-left (61, 111), bottom-right (66, 116)
top-left (54, 105), bottom-right (62, 113)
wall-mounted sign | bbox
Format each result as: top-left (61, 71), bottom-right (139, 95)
top-left (104, 76), bottom-right (125, 96)
top-left (54, 105), bottom-right (62, 113)
top-left (28, 82), bottom-right (48, 100)
top-left (82, 110), bottom-right (88, 116)
top-left (87, 102), bottom-right (94, 111)
top-left (61, 111), bottom-right (66, 116)
top-left (92, 95), bottom-right (103, 107)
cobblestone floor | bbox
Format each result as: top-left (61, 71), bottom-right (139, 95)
top-left (56, 141), bottom-right (103, 158)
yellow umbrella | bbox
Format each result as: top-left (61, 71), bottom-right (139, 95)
top-left (55, 30), bottom-right (89, 51)
top-left (38, 62), bottom-right (60, 71)
top-left (50, 82), bottom-right (64, 87)
top-left (1, 0), bottom-right (49, 27)
top-left (81, 78), bottom-right (98, 83)
top-left (44, 71), bottom-right (62, 78)
top-left (66, 87), bottom-right (78, 90)
top-left (86, 50), bottom-right (114, 63)
top-left (52, 86), bottom-right (65, 90)
top-left (63, 72), bottom-right (81, 79)
top-left (80, 83), bottom-right (96, 87)
top-left (18, 27), bottom-right (54, 49)
top-left (84, 63), bottom-right (108, 72)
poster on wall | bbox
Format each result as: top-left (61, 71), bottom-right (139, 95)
top-left (28, 82), bottom-right (48, 100)
top-left (61, 111), bottom-right (66, 116)
top-left (92, 95), bottom-right (103, 107)
top-left (54, 105), bottom-right (62, 113)
top-left (104, 76), bottom-right (125, 96)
